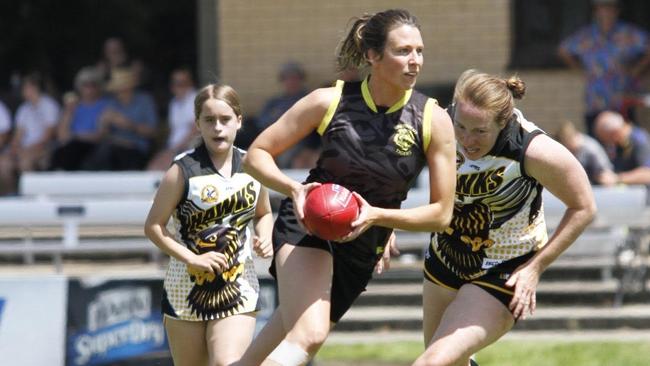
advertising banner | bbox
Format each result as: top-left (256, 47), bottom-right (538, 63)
top-left (65, 277), bottom-right (169, 366)
top-left (0, 275), bottom-right (68, 366)
top-left (65, 274), bottom-right (278, 365)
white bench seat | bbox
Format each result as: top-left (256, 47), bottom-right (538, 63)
top-left (19, 171), bottom-right (163, 199)
top-left (0, 197), bottom-right (155, 270)
top-left (6, 170), bottom-right (649, 280)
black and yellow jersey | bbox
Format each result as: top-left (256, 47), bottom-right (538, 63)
top-left (162, 144), bottom-right (261, 321)
top-left (306, 77), bottom-right (438, 208)
top-left (272, 77), bottom-right (441, 322)
top-left (429, 109), bottom-right (548, 280)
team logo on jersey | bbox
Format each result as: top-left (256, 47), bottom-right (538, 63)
top-left (200, 185), bottom-right (219, 203)
top-left (456, 167), bottom-right (505, 197)
top-left (393, 123), bottom-right (417, 156)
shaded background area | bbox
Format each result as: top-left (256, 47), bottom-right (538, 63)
top-left (511, 0), bottom-right (650, 69)
top-left (0, 0), bottom-right (197, 112)
top-left (3, 0), bottom-right (650, 131)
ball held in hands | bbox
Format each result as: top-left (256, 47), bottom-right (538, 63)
top-left (303, 183), bottom-right (359, 241)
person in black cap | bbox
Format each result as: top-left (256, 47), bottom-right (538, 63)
top-left (253, 61), bottom-right (321, 168)
top-left (259, 61), bottom-right (307, 133)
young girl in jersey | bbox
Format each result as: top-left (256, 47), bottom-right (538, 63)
top-left (144, 84), bottom-right (274, 366)
top-left (413, 70), bottom-right (596, 366)
top-left (235, 9), bottom-right (456, 366)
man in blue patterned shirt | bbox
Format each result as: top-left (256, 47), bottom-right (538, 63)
top-left (558, 0), bottom-right (650, 136)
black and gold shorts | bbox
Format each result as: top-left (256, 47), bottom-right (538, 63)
top-left (270, 198), bottom-right (391, 323)
top-left (423, 242), bottom-right (535, 309)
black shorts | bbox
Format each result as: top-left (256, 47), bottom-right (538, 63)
top-left (423, 237), bottom-right (536, 310)
top-left (270, 198), bottom-right (391, 322)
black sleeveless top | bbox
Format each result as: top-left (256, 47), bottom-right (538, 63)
top-left (306, 77), bottom-right (437, 208)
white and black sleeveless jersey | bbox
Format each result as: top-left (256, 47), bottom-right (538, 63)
top-left (430, 109), bottom-right (549, 280)
top-left (162, 144), bottom-right (261, 321)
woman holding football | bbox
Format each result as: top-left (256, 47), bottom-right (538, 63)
top-left (236, 8), bottom-right (456, 366)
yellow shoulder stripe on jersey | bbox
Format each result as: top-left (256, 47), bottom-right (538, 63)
top-left (422, 98), bottom-right (437, 152)
top-left (386, 88), bottom-right (413, 114)
top-left (317, 80), bottom-right (345, 135)
top-left (361, 77), bottom-right (413, 114)
top-left (361, 77), bottom-right (377, 113)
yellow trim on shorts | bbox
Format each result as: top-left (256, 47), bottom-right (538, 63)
top-left (471, 280), bottom-right (514, 295)
top-left (317, 80), bottom-right (345, 135)
top-left (422, 98), bottom-right (437, 152)
top-left (361, 77), bottom-right (413, 114)
top-left (423, 267), bottom-right (457, 291)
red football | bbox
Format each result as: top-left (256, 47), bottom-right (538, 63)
top-left (303, 183), bottom-right (359, 241)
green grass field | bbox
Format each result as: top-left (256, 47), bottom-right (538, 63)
top-left (316, 340), bottom-right (650, 365)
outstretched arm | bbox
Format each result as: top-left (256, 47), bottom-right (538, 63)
top-left (507, 134), bottom-right (596, 319)
top-left (616, 166), bottom-right (650, 185)
top-left (144, 164), bottom-right (227, 274)
top-left (557, 46), bottom-right (583, 71)
top-left (243, 86), bottom-right (336, 221)
top-left (252, 186), bottom-right (274, 258)
top-left (528, 135), bottom-right (598, 269)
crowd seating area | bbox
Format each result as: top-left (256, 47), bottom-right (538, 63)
top-left (1, 170), bottom-right (649, 304)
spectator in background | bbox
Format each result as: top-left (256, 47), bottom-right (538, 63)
top-left (0, 73), bottom-right (60, 194)
top-left (50, 66), bottom-right (109, 171)
top-left (256, 61), bottom-right (320, 168)
top-left (557, 0), bottom-right (650, 136)
top-left (594, 110), bottom-right (650, 185)
top-left (96, 37), bottom-right (130, 81)
top-left (0, 99), bottom-right (11, 195)
top-left (84, 68), bottom-right (157, 171)
top-left (0, 99), bottom-right (10, 150)
top-left (96, 37), bottom-right (150, 90)
top-left (556, 120), bottom-right (618, 185)
top-left (147, 67), bottom-right (198, 170)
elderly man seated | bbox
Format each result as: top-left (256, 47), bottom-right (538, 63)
top-left (594, 110), bottom-right (650, 186)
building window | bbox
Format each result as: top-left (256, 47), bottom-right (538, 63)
top-left (509, 0), bottom-right (650, 70)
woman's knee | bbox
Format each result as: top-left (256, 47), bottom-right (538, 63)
top-left (413, 340), bottom-right (470, 366)
top-left (302, 328), bottom-right (329, 352)
top-left (211, 353), bottom-right (241, 366)
top-left (289, 323), bottom-right (330, 352)
top-left (413, 352), bottom-right (467, 366)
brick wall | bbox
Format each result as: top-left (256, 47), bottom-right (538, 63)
top-left (217, 0), bottom-right (585, 133)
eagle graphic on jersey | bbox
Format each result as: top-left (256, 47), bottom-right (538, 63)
top-left (435, 178), bottom-right (541, 279)
top-left (186, 219), bottom-right (248, 319)
top-left (435, 200), bottom-right (494, 279)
